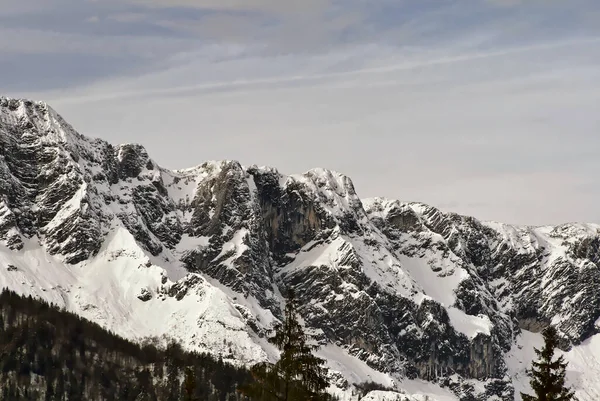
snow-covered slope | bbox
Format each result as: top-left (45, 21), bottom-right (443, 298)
top-left (1, 96), bottom-right (600, 400)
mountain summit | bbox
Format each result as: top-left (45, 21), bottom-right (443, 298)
top-left (1, 97), bottom-right (600, 401)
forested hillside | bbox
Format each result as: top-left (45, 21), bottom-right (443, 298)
top-left (0, 289), bottom-right (251, 401)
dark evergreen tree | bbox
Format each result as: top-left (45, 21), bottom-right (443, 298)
top-left (183, 366), bottom-right (197, 401)
top-left (521, 326), bottom-right (576, 401)
top-left (165, 365), bottom-right (179, 401)
top-left (239, 288), bottom-right (331, 401)
top-left (55, 371), bottom-right (65, 401)
top-left (44, 378), bottom-right (54, 401)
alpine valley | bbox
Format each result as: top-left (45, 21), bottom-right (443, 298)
top-left (1, 97), bottom-right (600, 401)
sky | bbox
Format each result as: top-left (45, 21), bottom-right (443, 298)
top-left (1, 0), bottom-right (600, 225)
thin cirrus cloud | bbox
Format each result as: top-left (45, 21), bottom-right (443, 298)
top-left (1, 0), bottom-right (599, 225)
top-left (126, 0), bottom-right (331, 14)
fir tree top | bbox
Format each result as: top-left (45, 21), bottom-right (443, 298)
top-left (521, 326), bottom-right (576, 401)
top-left (238, 287), bottom-right (331, 401)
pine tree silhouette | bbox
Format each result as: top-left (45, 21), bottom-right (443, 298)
top-left (239, 288), bottom-right (331, 401)
top-left (183, 366), bottom-right (197, 401)
top-left (521, 326), bottom-right (575, 401)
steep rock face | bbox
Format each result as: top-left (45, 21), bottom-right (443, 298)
top-left (249, 166), bottom-right (330, 258)
top-left (2, 97), bottom-right (600, 401)
top-left (400, 201), bottom-right (600, 345)
top-left (181, 161), bottom-right (279, 312)
top-left (491, 223), bottom-right (600, 344)
top-left (0, 98), bottom-right (188, 263)
top-left (364, 198), bottom-right (600, 345)
top-left (0, 98), bottom-right (104, 262)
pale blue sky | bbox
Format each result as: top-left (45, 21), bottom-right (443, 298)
top-left (1, 0), bottom-right (600, 225)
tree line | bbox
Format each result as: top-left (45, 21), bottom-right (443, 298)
top-left (0, 286), bottom-right (578, 401)
top-left (0, 289), bottom-right (250, 400)
top-left (0, 288), bottom-right (335, 401)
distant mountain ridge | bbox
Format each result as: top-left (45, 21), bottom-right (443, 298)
top-left (1, 96), bottom-right (600, 401)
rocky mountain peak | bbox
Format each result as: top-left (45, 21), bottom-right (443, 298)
top-left (116, 143), bottom-right (154, 178)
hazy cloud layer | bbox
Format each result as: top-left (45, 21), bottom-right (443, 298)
top-left (1, 0), bottom-right (599, 225)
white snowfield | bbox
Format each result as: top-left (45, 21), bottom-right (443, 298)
top-left (1, 97), bottom-right (600, 400)
top-left (0, 230), bottom-right (276, 365)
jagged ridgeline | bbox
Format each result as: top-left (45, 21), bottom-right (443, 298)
top-left (2, 96), bottom-right (600, 401)
top-left (0, 289), bottom-right (251, 401)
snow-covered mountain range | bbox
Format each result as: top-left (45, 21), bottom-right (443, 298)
top-left (1, 96), bottom-right (600, 401)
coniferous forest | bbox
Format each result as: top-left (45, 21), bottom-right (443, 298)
top-left (0, 289), bottom-right (252, 401)
top-left (0, 287), bottom-right (580, 401)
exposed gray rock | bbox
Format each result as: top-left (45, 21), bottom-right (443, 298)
top-left (137, 288), bottom-right (152, 302)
